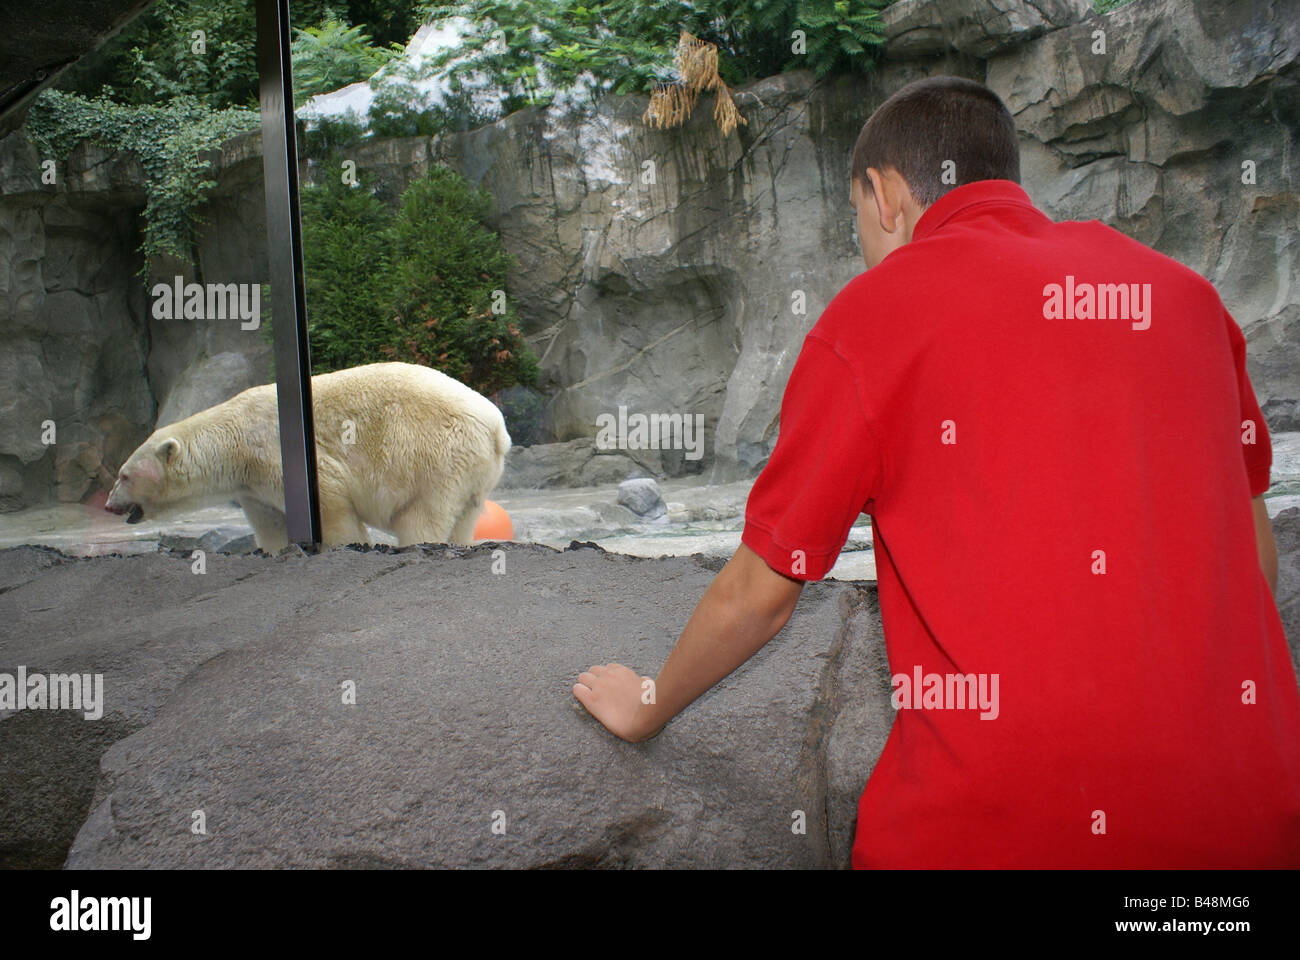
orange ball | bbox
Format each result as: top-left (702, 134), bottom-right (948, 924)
top-left (472, 499), bottom-right (513, 541)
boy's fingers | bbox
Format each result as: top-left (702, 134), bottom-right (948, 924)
top-left (577, 671), bottom-right (600, 690)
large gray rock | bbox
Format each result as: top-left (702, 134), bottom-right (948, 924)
top-left (498, 437), bottom-right (659, 489)
top-left (1, 509), bottom-right (1298, 868)
top-left (617, 477), bottom-right (667, 520)
top-left (0, 541), bottom-right (882, 869)
top-left (882, 0), bottom-right (1093, 58)
top-left (428, 70), bottom-right (877, 481)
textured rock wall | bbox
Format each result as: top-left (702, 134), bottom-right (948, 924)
top-left (0, 135), bottom-right (153, 510)
top-left (0, 0), bottom-right (1296, 505)
top-left (432, 71), bottom-right (902, 481)
top-left (0, 129), bottom-right (273, 510)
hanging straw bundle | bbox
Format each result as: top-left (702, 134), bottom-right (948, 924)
top-left (643, 31), bottom-right (747, 136)
top-left (644, 81), bottom-right (694, 128)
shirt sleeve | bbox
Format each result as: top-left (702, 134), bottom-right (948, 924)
top-left (1224, 306), bottom-right (1272, 497)
top-left (741, 333), bottom-right (883, 581)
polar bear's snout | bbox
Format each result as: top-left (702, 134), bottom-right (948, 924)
top-left (105, 439), bottom-right (174, 524)
top-left (104, 482), bottom-right (146, 523)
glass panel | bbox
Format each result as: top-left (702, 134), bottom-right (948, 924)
top-left (0, 4), bottom-right (273, 557)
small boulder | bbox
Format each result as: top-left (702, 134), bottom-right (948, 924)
top-left (617, 477), bottom-right (667, 520)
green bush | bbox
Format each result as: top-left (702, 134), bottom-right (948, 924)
top-left (385, 167), bottom-right (538, 396)
top-left (292, 17), bottom-right (404, 106)
top-left (284, 166), bottom-right (537, 400)
top-left (24, 91), bottom-right (260, 265)
top-left (298, 177), bottom-right (396, 372)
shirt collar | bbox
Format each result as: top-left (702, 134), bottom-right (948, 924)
top-left (911, 179), bottom-right (1041, 242)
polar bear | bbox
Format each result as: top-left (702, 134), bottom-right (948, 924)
top-left (104, 362), bottom-right (511, 551)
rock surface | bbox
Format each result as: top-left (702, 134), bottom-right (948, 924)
top-left (0, 541), bottom-right (883, 869)
top-left (616, 477), bottom-right (667, 519)
top-left (882, 0), bottom-right (1093, 58)
top-left (1, 507), bottom-right (1297, 869)
top-left (0, 135), bottom-right (153, 509)
top-left (498, 438), bottom-right (658, 489)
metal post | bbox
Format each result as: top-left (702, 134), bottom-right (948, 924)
top-left (255, 0), bottom-right (321, 547)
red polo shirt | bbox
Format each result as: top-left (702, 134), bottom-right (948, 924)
top-left (742, 179), bottom-right (1300, 867)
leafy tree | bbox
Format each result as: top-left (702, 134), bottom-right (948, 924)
top-left (55, 0), bottom-right (418, 110)
top-left (291, 17), bottom-right (405, 106)
top-left (384, 167), bottom-right (537, 396)
top-left (285, 165), bottom-right (537, 399)
top-left (300, 109), bottom-right (370, 156)
top-left (366, 77), bottom-right (496, 138)
top-left (298, 177), bottom-right (396, 372)
top-left (332, 0), bottom-right (423, 49)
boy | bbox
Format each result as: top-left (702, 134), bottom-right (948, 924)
top-left (573, 76), bottom-right (1300, 867)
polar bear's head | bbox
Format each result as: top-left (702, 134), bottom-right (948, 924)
top-left (105, 435), bottom-right (183, 524)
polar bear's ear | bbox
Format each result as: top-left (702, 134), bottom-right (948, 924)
top-left (157, 438), bottom-right (181, 463)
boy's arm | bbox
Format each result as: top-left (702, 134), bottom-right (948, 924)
top-left (573, 543), bottom-right (803, 742)
top-left (1253, 494), bottom-right (1278, 596)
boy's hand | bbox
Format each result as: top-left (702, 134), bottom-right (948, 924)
top-left (571, 545), bottom-right (803, 745)
top-left (573, 663), bottom-right (661, 743)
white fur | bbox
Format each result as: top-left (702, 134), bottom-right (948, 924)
top-left (105, 362), bottom-right (512, 551)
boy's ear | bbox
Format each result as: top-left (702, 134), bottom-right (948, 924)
top-left (157, 437), bottom-right (180, 462)
top-left (866, 165), bottom-right (918, 233)
top-left (865, 167), bottom-right (897, 230)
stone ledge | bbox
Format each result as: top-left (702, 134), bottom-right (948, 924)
top-left (0, 539), bottom-right (883, 868)
top-left (3, 507), bottom-right (1299, 868)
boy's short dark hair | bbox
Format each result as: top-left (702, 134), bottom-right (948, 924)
top-left (851, 76), bottom-right (1020, 207)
